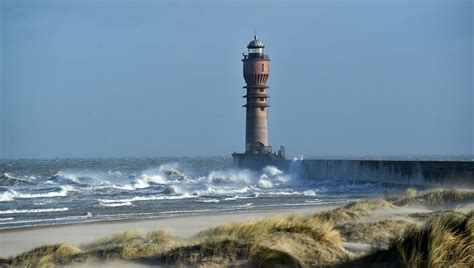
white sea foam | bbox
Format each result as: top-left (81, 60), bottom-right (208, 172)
top-left (195, 199), bottom-right (220, 203)
top-left (0, 186), bottom-right (74, 202)
top-left (262, 166), bottom-right (284, 177)
top-left (223, 196), bottom-right (254, 201)
top-left (99, 201), bottom-right (133, 207)
top-left (303, 190), bottom-right (317, 196)
top-left (97, 193), bottom-right (195, 204)
top-left (0, 208), bottom-right (69, 214)
top-left (0, 213), bottom-right (93, 226)
top-left (257, 175), bottom-right (273, 188)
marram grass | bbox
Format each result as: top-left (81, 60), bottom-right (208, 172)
top-left (394, 188), bottom-right (474, 207)
top-left (5, 188), bottom-right (473, 267)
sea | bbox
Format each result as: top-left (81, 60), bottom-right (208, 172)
top-left (0, 157), bottom-right (393, 229)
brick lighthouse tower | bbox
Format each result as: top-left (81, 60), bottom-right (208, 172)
top-left (232, 35), bottom-right (286, 170)
top-left (243, 35), bottom-right (270, 153)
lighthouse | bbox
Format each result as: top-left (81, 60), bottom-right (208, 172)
top-left (232, 35), bottom-right (286, 170)
top-left (243, 35), bottom-right (270, 153)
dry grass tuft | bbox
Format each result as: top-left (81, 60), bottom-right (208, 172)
top-left (156, 238), bottom-right (251, 267)
top-left (249, 243), bottom-right (304, 268)
top-left (337, 220), bottom-right (416, 248)
top-left (309, 199), bottom-right (394, 223)
top-left (81, 230), bottom-right (144, 251)
top-left (342, 212), bottom-right (474, 267)
top-left (196, 214), bottom-right (342, 246)
top-left (408, 210), bottom-right (465, 222)
top-left (9, 244), bottom-right (84, 267)
top-left (395, 212), bottom-right (474, 267)
top-left (192, 214), bottom-right (347, 266)
top-left (394, 188), bottom-right (474, 207)
top-left (85, 229), bottom-right (178, 260)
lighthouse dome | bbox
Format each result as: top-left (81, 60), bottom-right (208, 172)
top-left (247, 35), bottom-right (265, 48)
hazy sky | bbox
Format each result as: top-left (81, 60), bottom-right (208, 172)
top-left (0, 0), bottom-right (472, 159)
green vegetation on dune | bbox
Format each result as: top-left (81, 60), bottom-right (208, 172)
top-left (5, 188), bottom-right (474, 267)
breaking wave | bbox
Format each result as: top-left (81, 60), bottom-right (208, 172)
top-left (0, 186), bottom-right (74, 202)
top-left (0, 173), bottom-right (34, 186)
top-left (0, 208), bottom-right (69, 214)
top-left (0, 158), bottom-right (388, 229)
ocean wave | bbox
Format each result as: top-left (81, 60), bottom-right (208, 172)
top-left (0, 212), bottom-right (93, 227)
top-left (0, 208), bottom-right (69, 214)
top-left (0, 173), bottom-right (34, 186)
top-left (99, 201), bottom-right (133, 207)
top-left (97, 193), bottom-right (195, 204)
top-left (41, 163), bottom-right (306, 199)
top-left (195, 199), bottom-right (220, 203)
top-left (0, 217), bottom-right (14, 221)
top-left (223, 196), bottom-right (254, 201)
top-left (0, 186), bottom-right (74, 202)
top-left (46, 163), bottom-right (191, 192)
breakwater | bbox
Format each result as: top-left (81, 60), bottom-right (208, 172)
top-left (301, 159), bottom-right (474, 187)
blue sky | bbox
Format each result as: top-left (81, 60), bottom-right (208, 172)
top-left (0, 0), bottom-right (472, 158)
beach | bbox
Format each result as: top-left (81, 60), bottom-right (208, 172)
top-left (0, 205), bottom-right (338, 258)
top-left (2, 188), bottom-right (473, 267)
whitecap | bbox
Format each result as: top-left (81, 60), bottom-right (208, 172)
top-left (0, 208), bottom-right (69, 214)
top-left (97, 193), bottom-right (195, 204)
top-left (195, 199), bottom-right (220, 203)
top-left (223, 196), bottom-right (254, 201)
top-left (99, 201), bottom-right (133, 207)
top-left (0, 186), bottom-right (73, 202)
top-left (303, 190), bottom-right (317, 196)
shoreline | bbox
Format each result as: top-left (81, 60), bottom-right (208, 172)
top-left (0, 201), bottom-right (350, 232)
top-left (0, 203), bottom-right (342, 257)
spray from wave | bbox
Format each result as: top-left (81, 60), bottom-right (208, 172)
top-left (0, 157), bottom-right (389, 229)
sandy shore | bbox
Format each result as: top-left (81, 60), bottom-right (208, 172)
top-left (0, 204), bottom-right (341, 257)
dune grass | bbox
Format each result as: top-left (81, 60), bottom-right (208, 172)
top-left (336, 220), bottom-right (416, 248)
top-left (394, 188), bottom-right (474, 207)
top-left (395, 212), bottom-right (473, 267)
top-left (9, 244), bottom-right (84, 267)
top-left (342, 212), bottom-right (474, 267)
top-left (82, 229), bottom-right (179, 259)
top-left (191, 213), bottom-right (348, 266)
top-left (308, 198), bottom-right (394, 223)
top-left (5, 188), bottom-right (474, 267)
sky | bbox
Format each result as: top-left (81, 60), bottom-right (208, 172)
top-left (0, 0), bottom-right (472, 159)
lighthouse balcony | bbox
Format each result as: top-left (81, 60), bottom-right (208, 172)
top-left (243, 85), bottom-right (269, 89)
top-left (243, 93), bottom-right (269, 98)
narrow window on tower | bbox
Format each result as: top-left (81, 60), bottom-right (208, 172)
top-left (260, 98), bottom-right (264, 101)
top-left (260, 89), bottom-right (264, 93)
top-left (260, 107), bottom-right (265, 111)
top-left (262, 64), bottom-right (264, 71)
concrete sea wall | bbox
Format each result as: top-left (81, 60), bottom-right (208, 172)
top-left (301, 159), bottom-right (474, 187)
